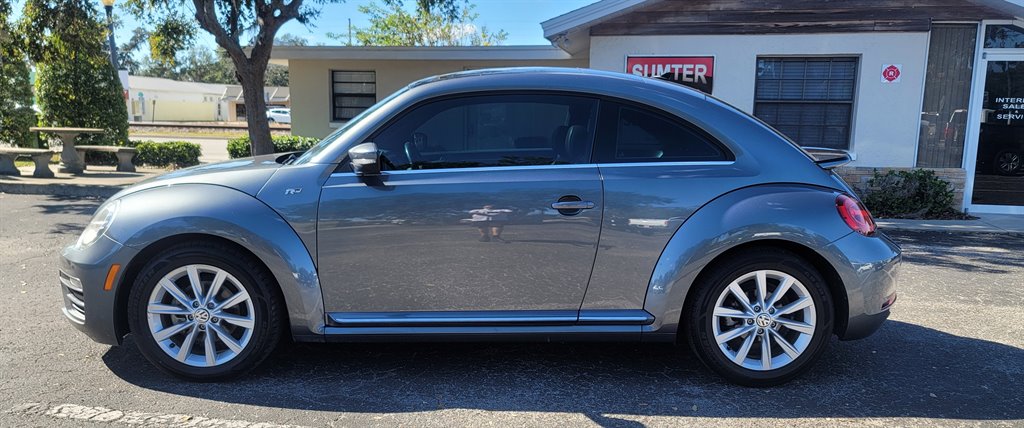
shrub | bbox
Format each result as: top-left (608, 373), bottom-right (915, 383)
top-left (133, 141), bottom-right (202, 168)
top-left (227, 135), bottom-right (320, 158)
top-left (863, 169), bottom-right (957, 219)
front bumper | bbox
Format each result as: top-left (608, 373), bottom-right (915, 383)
top-left (58, 234), bottom-right (139, 345)
top-left (825, 231), bottom-right (902, 340)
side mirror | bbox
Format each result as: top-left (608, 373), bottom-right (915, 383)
top-left (349, 142), bottom-right (381, 176)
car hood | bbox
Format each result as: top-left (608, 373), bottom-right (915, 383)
top-left (109, 155), bottom-right (284, 200)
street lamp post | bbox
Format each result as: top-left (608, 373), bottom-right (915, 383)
top-left (100, 0), bottom-right (118, 69)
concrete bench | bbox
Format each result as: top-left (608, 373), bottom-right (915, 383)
top-left (75, 145), bottom-right (137, 173)
top-left (0, 147), bottom-right (56, 178)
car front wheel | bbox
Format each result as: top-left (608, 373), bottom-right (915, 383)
top-left (126, 241), bottom-right (283, 381)
top-left (686, 248), bottom-right (833, 387)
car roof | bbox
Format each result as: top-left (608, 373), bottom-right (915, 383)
top-left (303, 67), bottom-right (822, 181)
top-left (407, 67), bottom-right (706, 101)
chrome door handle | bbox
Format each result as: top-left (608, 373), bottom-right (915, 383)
top-left (551, 201), bottom-right (596, 210)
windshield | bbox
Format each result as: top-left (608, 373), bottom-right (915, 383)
top-left (293, 86), bottom-right (409, 164)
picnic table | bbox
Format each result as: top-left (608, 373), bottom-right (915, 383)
top-left (30, 127), bottom-right (106, 174)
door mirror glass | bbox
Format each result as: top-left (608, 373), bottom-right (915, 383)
top-left (349, 142), bottom-right (381, 176)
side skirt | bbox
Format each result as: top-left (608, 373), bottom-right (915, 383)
top-left (313, 309), bottom-right (661, 343)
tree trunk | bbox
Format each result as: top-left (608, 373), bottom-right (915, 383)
top-left (239, 69), bottom-right (274, 156)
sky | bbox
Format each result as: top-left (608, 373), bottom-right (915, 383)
top-left (10, 0), bottom-right (597, 50)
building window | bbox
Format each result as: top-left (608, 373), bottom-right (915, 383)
top-left (754, 57), bottom-right (858, 149)
top-left (331, 71), bottom-right (376, 121)
top-left (984, 24), bottom-right (1024, 48)
top-left (918, 24), bottom-right (978, 168)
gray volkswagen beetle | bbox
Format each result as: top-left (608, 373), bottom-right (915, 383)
top-left (59, 68), bottom-right (899, 386)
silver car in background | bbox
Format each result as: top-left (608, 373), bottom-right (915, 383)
top-left (266, 108), bottom-right (291, 124)
top-left (59, 68), bottom-right (900, 386)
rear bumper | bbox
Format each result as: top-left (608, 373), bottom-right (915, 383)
top-left (825, 231), bottom-right (901, 340)
top-left (58, 235), bottom-right (139, 346)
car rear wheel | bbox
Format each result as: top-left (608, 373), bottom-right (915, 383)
top-left (995, 150), bottom-right (1021, 175)
top-left (686, 248), bottom-right (833, 387)
top-left (126, 241), bottom-right (283, 381)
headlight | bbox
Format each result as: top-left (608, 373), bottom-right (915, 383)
top-left (77, 199), bottom-right (120, 248)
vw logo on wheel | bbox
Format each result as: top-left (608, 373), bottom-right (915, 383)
top-left (193, 309), bottom-right (211, 323)
top-left (755, 313), bottom-right (772, 328)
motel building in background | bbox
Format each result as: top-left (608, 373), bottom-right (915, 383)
top-left (271, 0), bottom-right (1024, 214)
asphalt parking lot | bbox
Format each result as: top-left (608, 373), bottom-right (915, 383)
top-left (1, 193), bottom-right (1022, 427)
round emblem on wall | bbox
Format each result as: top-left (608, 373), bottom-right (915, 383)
top-left (881, 64), bottom-right (902, 83)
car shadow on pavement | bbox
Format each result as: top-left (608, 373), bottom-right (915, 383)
top-left (101, 320), bottom-right (1022, 424)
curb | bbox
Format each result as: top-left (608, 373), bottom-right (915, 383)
top-left (877, 221), bottom-right (1022, 235)
top-left (0, 182), bottom-right (123, 198)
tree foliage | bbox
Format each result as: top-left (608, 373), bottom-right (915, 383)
top-left (18, 0), bottom-right (128, 146)
top-left (118, 27), bottom-right (150, 74)
top-left (122, 0), bottom-right (336, 155)
top-left (339, 0), bottom-right (507, 46)
top-left (126, 43), bottom-right (292, 87)
top-left (0, 0), bottom-right (37, 147)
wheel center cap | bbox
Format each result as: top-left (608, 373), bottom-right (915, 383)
top-left (193, 308), bottom-right (211, 323)
top-left (755, 313), bottom-right (772, 328)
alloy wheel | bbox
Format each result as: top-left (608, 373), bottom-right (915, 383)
top-left (711, 270), bottom-right (817, 371)
top-left (997, 151), bottom-right (1021, 174)
top-left (146, 264), bottom-right (256, 368)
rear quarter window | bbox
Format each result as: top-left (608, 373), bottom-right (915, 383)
top-left (596, 102), bottom-right (732, 163)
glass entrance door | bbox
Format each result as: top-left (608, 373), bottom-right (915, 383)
top-left (972, 59), bottom-right (1024, 206)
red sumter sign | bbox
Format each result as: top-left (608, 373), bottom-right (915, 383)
top-left (626, 56), bottom-right (715, 94)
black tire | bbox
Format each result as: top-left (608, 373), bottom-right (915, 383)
top-left (994, 150), bottom-right (1022, 176)
top-left (126, 241), bottom-right (283, 381)
top-left (685, 247), bottom-right (834, 387)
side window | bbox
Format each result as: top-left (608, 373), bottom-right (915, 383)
top-left (596, 103), bottom-right (730, 163)
top-left (369, 94), bottom-right (599, 171)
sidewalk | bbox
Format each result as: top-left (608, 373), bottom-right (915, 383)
top-left (0, 165), bottom-right (164, 198)
top-left (877, 214), bottom-right (1024, 234)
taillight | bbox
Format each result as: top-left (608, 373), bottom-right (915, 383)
top-left (836, 194), bottom-right (876, 236)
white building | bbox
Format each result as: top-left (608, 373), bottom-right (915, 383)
top-left (272, 0), bottom-right (1024, 214)
top-left (126, 75), bottom-right (289, 123)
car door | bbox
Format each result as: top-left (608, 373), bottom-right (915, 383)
top-left (317, 93), bottom-right (604, 325)
top-left (583, 100), bottom-right (737, 315)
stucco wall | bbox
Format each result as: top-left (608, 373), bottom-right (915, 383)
top-left (289, 58), bottom-right (588, 138)
top-left (129, 89), bottom-right (220, 122)
top-left (590, 33), bottom-right (930, 168)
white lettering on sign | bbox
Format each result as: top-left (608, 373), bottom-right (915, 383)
top-left (630, 63), bottom-right (708, 84)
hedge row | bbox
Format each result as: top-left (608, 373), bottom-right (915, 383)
top-left (227, 135), bottom-right (320, 158)
top-left (82, 140), bottom-right (202, 168)
top-left (133, 141), bottom-right (202, 168)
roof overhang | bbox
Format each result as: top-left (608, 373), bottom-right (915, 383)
top-left (540, 0), bottom-right (658, 55)
top-left (540, 0), bottom-right (1024, 55)
top-left (970, 0), bottom-right (1024, 17)
top-left (270, 45), bottom-right (576, 65)
top-left (541, 0), bottom-right (654, 40)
